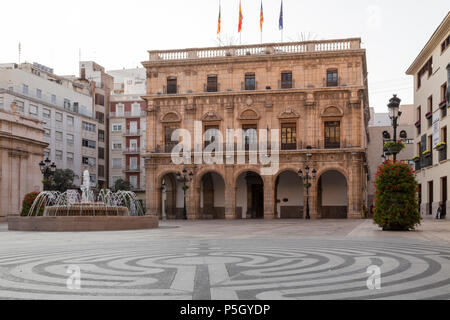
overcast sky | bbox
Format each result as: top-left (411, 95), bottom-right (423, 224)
top-left (1, 0), bottom-right (449, 112)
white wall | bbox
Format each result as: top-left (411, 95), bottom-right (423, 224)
top-left (321, 171), bottom-right (348, 206)
top-left (200, 173), bottom-right (225, 208)
top-left (277, 171), bottom-right (303, 216)
top-left (236, 173), bottom-right (247, 217)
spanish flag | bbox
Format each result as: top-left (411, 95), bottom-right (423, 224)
top-left (238, 0), bottom-right (243, 33)
top-left (260, 1), bottom-right (264, 32)
top-left (217, 4), bottom-right (221, 35)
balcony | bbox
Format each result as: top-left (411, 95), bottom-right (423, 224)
top-left (422, 154), bottom-right (433, 167)
top-left (324, 141), bottom-right (341, 149)
top-left (147, 38), bottom-right (361, 62)
top-left (110, 111), bottom-right (146, 118)
top-left (415, 160), bottom-right (422, 171)
top-left (123, 148), bottom-right (142, 154)
top-left (124, 129), bottom-right (141, 136)
top-left (124, 166), bottom-right (141, 173)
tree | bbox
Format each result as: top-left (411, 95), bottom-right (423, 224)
top-left (44, 169), bottom-right (78, 192)
top-left (113, 179), bottom-right (132, 192)
top-left (21, 192), bottom-right (44, 216)
top-left (373, 161), bottom-right (421, 231)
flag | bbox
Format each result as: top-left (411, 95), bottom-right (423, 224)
top-left (279, 0), bottom-right (284, 30)
top-left (260, 1), bottom-right (264, 32)
top-left (217, 4), bottom-right (221, 34)
top-left (238, 0), bottom-right (243, 33)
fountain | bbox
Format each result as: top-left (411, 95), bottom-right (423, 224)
top-left (8, 170), bottom-right (158, 231)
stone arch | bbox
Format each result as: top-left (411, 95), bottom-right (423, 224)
top-left (156, 170), bottom-right (184, 220)
top-left (160, 111), bottom-right (182, 123)
top-left (321, 106), bottom-right (344, 117)
top-left (238, 108), bottom-right (260, 120)
top-left (235, 170), bottom-right (264, 219)
top-left (274, 169), bottom-right (304, 219)
top-left (315, 168), bottom-right (349, 219)
top-left (196, 170), bottom-right (226, 219)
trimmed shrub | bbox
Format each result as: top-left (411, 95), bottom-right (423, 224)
top-left (21, 192), bottom-right (44, 217)
top-left (373, 161), bottom-right (421, 231)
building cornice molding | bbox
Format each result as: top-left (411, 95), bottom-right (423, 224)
top-left (406, 12), bottom-right (450, 74)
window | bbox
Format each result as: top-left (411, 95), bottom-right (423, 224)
top-left (96, 112), bottom-right (105, 124)
top-left (98, 147), bottom-right (105, 160)
top-left (22, 84), bottom-right (28, 94)
top-left (167, 77), bottom-right (177, 94)
top-left (95, 94), bottom-right (104, 106)
top-left (112, 124), bottom-right (122, 132)
top-left (44, 129), bottom-right (51, 137)
top-left (82, 139), bottom-right (96, 149)
top-left (428, 135), bottom-right (433, 151)
top-left (82, 157), bottom-right (89, 165)
top-left (417, 57), bottom-right (433, 89)
top-left (129, 176), bottom-right (138, 189)
top-left (441, 83), bottom-right (448, 118)
top-left (112, 158), bottom-right (122, 169)
top-left (55, 131), bottom-right (63, 141)
top-left (326, 69), bottom-right (338, 87)
top-left (207, 75), bottom-right (218, 92)
top-left (129, 157), bottom-right (138, 170)
top-left (204, 125), bottom-right (219, 148)
top-left (131, 103), bottom-right (141, 117)
top-left (64, 99), bottom-right (71, 110)
top-left (36, 89), bottom-right (42, 99)
top-left (281, 123), bottom-right (297, 150)
top-left (441, 34), bottom-right (450, 53)
top-left (43, 108), bottom-right (51, 119)
top-left (281, 72), bottom-right (293, 89)
top-left (67, 152), bottom-right (74, 163)
top-left (82, 121), bottom-right (96, 132)
top-left (0, 97), bottom-right (3, 109)
top-left (56, 112), bottom-right (63, 122)
top-left (242, 124), bottom-right (258, 149)
top-left (14, 100), bottom-right (24, 113)
top-left (51, 95), bottom-right (56, 104)
top-left (82, 157), bottom-right (96, 167)
top-left (164, 124), bottom-right (179, 153)
top-left (324, 121), bottom-right (341, 149)
top-left (55, 150), bottom-right (63, 161)
top-left (98, 129), bottom-right (105, 142)
top-left (245, 73), bottom-right (256, 90)
top-left (67, 134), bottom-right (74, 145)
top-left (98, 165), bottom-right (105, 178)
top-left (112, 142), bottom-right (122, 150)
top-left (29, 105), bottom-right (38, 116)
top-left (116, 104), bottom-right (124, 117)
top-left (428, 95), bottom-right (433, 113)
top-left (67, 115), bottom-right (74, 126)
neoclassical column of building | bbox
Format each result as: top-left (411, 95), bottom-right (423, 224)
top-left (142, 39), bottom-right (370, 220)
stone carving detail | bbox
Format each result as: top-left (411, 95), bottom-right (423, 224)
top-left (322, 106), bottom-right (343, 117)
top-left (278, 107), bottom-right (300, 119)
top-left (160, 111), bottom-right (181, 123)
top-left (201, 110), bottom-right (222, 122)
top-left (239, 108), bottom-right (259, 120)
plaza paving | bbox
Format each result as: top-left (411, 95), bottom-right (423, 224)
top-left (0, 219), bottom-right (449, 300)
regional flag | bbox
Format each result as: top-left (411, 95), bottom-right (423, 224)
top-left (217, 4), bottom-right (221, 34)
top-left (260, 1), bottom-right (264, 32)
top-left (238, 0), bottom-right (243, 33)
top-left (279, 0), bottom-right (284, 30)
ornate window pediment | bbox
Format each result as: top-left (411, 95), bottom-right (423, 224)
top-left (278, 107), bottom-right (300, 119)
top-left (238, 108), bottom-right (260, 120)
top-left (321, 106), bottom-right (343, 117)
top-left (201, 110), bottom-right (222, 122)
top-left (160, 111), bottom-right (181, 123)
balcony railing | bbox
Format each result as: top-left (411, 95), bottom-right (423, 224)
top-left (148, 38), bottom-right (361, 62)
top-left (124, 166), bottom-right (141, 172)
top-left (123, 148), bottom-right (142, 154)
top-left (124, 129), bottom-right (141, 136)
top-left (422, 154), bottom-right (433, 167)
top-left (415, 160), bottom-right (422, 171)
top-left (110, 111), bottom-right (146, 118)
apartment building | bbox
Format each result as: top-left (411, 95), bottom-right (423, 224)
top-left (0, 62), bottom-right (99, 187)
top-left (108, 68), bottom-right (147, 200)
top-left (406, 12), bottom-right (450, 218)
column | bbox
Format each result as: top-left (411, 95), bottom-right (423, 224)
top-left (263, 175), bottom-right (276, 219)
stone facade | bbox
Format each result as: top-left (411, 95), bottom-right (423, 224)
top-left (142, 39), bottom-right (370, 220)
top-left (0, 107), bottom-right (48, 218)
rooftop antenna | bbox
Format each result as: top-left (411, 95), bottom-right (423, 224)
top-left (18, 42), bottom-right (22, 64)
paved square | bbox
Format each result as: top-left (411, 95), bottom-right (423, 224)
top-left (0, 219), bottom-right (449, 300)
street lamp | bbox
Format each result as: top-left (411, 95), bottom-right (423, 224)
top-left (298, 165), bottom-right (317, 220)
top-left (39, 157), bottom-right (57, 190)
top-left (176, 168), bottom-right (194, 220)
top-left (387, 94), bottom-right (402, 161)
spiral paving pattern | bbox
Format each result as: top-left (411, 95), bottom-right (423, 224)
top-left (0, 238), bottom-right (449, 300)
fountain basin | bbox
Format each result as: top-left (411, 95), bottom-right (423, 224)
top-left (8, 215), bottom-right (159, 232)
top-left (45, 205), bottom-right (130, 216)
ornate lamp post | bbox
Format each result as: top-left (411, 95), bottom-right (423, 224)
top-left (387, 94), bottom-right (402, 161)
top-left (176, 168), bottom-right (194, 220)
top-left (298, 166), bottom-right (317, 220)
top-left (39, 158), bottom-right (56, 190)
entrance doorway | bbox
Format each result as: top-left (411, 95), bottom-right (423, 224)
top-left (200, 172), bottom-right (226, 219)
top-left (428, 181), bottom-right (433, 216)
top-left (318, 171), bottom-right (348, 219)
top-left (236, 171), bottom-right (264, 219)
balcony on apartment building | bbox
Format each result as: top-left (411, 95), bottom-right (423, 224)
top-left (124, 166), bottom-right (141, 173)
top-left (109, 111), bottom-right (146, 118)
top-left (123, 129), bottom-right (141, 136)
top-left (123, 147), bottom-right (143, 154)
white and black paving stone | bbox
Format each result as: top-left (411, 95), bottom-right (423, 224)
top-left (0, 220), bottom-right (449, 300)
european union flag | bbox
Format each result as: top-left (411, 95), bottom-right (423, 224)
top-left (279, 1), bottom-right (284, 30)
